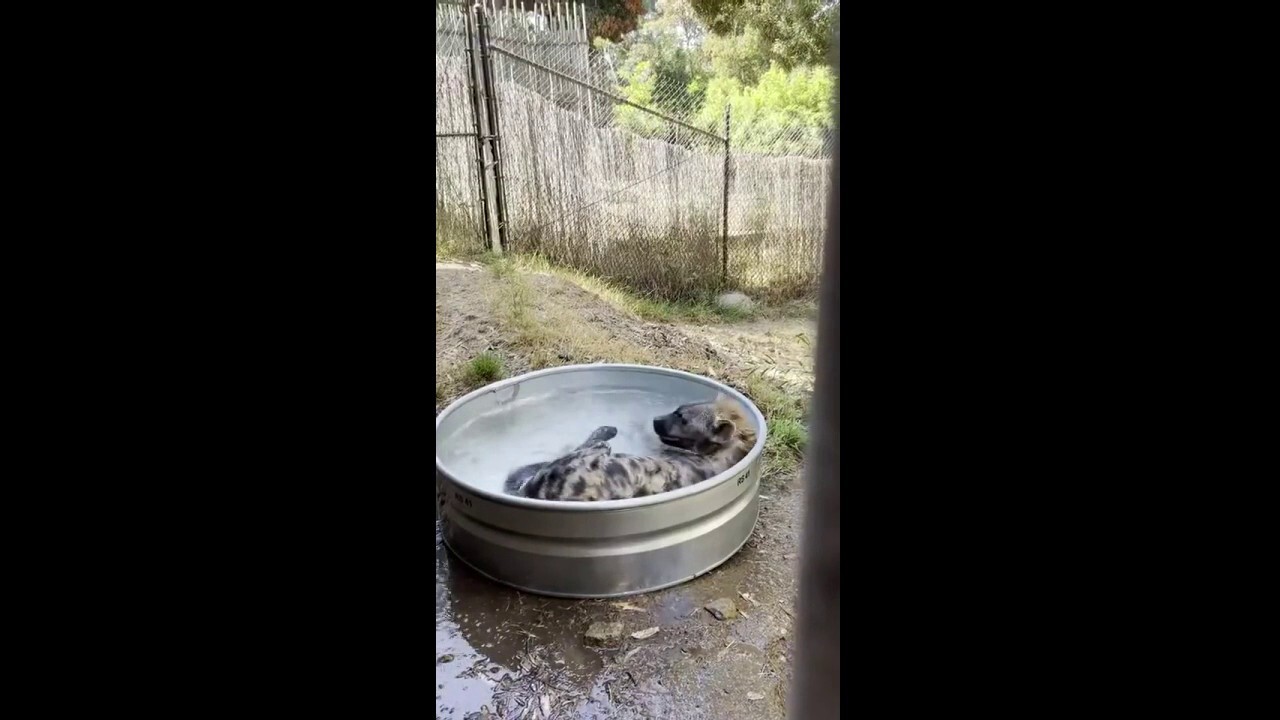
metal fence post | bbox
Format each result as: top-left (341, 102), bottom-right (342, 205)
top-left (463, 6), bottom-right (492, 247)
top-left (722, 104), bottom-right (731, 286)
top-left (476, 4), bottom-right (510, 253)
top-left (578, 4), bottom-right (595, 125)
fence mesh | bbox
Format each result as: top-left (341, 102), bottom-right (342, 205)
top-left (436, 2), bottom-right (487, 255)
top-left (436, 0), bottom-right (831, 300)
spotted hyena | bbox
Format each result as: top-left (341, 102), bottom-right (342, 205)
top-left (503, 395), bottom-right (757, 501)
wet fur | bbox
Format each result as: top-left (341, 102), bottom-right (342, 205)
top-left (505, 396), bottom-right (756, 502)
top-left (503, 425), bottom-right (617, 495)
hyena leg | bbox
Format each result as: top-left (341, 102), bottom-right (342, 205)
top-left (576, 425), bottom-right (617, 450)
top-left (504, 462), bottom-right (546, 494)
top-left (505, 426), bottom-right (617, 495)
top-left (519, 444), bottom-right (614, 499)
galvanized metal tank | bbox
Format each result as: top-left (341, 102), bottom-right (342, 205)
top-left (436, 364), bottom-right (767, 598)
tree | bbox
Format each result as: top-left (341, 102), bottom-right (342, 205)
top-left (605, 0), bottom-right (711, 136)
top-left (695, 63), bottom-right (835, 155)
top-left (701, 25), bottom-right (769, 85)
top-left (589, 0), bottom-right (647, 41)
top-left (615, 0), bottom-right (709, 113)
top-left (604, 0), bottom-right (835, 153)
top-left (688, 0), bottom-right (836, 70)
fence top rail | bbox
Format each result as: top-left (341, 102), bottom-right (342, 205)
top-left (488, 43), bottom-right (728, 144)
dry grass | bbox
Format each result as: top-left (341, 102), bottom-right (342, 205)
top-left (478, 259), bottom-right (811, 483)
top-left (436, 352), bottom-right (508, 410)
top-left (436, 3), bottom-right (816, 475)
top-left (435, 41), bottom-right (827, 301)
top-left (435, 40), bottom-right (488, 259)
top-left (434, 372), bottom-right (469, 411)
top-left (485, 257), bottom-right (656, 368)
top-left (483, 252), bottom-right (756, 324)
top-left (435, 205), bottom-right (485, 259)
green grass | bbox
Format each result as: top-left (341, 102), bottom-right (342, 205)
top-left (463, 352), bottom-right (504, 384)
top-left (482, 253), bottom-right (517, 279)
top-left (478, 251), bottom-right (757, 324)
top-left (461, 249), bottom-right (813, 482)
top-left (734, 375), bottom-right (809, 481)
top-left (768, 417), bottom-right (809, 457)
top-left (484, 256), bottom-right (655, 369)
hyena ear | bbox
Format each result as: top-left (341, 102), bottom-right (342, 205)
top-left (712, 418), bottom-right (736, 443)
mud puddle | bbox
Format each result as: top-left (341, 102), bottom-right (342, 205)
top-left (435, 475), bottom-right (803, 720)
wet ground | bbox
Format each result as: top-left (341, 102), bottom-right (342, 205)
top-left (436, 263), bottom-right (810, 719)
top-left (435, 468), bottom-right (804, 720)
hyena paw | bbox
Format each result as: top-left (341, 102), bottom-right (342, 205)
top-left (584, 426), bottom-right (618, 444)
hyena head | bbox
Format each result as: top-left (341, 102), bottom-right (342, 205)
top-left (652, 395), bottom-right (757, 456)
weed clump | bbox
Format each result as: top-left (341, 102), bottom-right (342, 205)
top-left (464, 352), bottom-right (504, 384)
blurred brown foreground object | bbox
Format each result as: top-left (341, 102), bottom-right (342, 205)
top-left (789, 31), bottom-right (841, 720)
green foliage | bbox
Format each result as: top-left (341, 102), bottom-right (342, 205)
top-left (604, 0), bottom-right (834, 149)
top-left (701, 26), bottom-right (769, 85)
top-left (695, 64), bottom-right (834, 154)
top-left (464, 352), bottom-right (505, 384)
top-left (688, 0), bottom-right (837, 70)
top-left (768, 416), bottom-right (808, 457)
top-left (606, 0), bottom-right (710, 136)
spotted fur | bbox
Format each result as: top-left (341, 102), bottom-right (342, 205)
top-left (503, 425), bottom-right (617, 495)
top-left (505, 395), bottom-right (757, 502)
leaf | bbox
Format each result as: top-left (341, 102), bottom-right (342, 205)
top-left (630, 626), bottom-right (660, 639)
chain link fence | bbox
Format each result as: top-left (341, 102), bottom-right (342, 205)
top-left (436, 2), bottom-right (488, 255)
top-left (436, 0), bottom-right (831, 300)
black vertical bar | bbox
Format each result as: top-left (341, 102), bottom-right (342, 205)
top-left (721, 104), bottom-right (731, 286)
top-left (477, 6), bottom-right (510, 252)
top-left (463, 5), bottom-right (491, 246)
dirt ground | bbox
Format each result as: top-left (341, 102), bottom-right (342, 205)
top-left (436, 263), bottom-right (815, 719)
top-left (684, 319), bottom-right (816, 393)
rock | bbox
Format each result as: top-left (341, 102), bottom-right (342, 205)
top-left (704, 597), bottom-right (740, 621)
top-left (584, 621), bottom-right (624, 646)
top-left (715, 292), bottom-right (755, 311)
